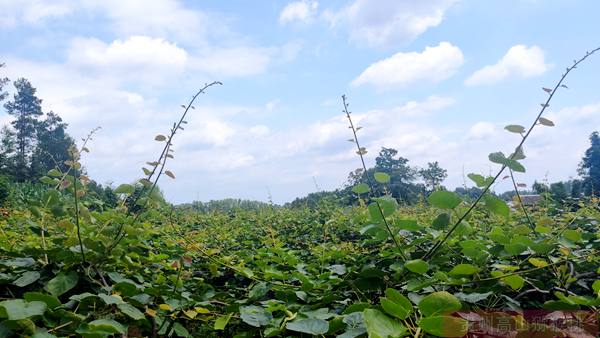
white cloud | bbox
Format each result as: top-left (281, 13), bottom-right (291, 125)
top-left (1, 0), bottom-right (223, 45)
top-left (352, 42), bottom-right (464, 89)
top-left (468, 122), bottom-right (496, 139)
top-left (465, 45), bottom-right (550, 86)
top-left (65, 36), bottom-right (297, 80)
top-left (0, 0), bottom-right (72, 27)
top-left (250, 125), bottom-right (270, 137)
top-left (68, 36), bottom-right (188, 72)
top-left (280, 1), bottom-right (319, 25)
top-left (80, 0), bottom-right (212, 43)
top-left (328, 0), bottom-right (459, 47)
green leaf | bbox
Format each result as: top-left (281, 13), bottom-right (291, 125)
top-left (352, 183), bottom-right (370, 195)
top-left (592, 280), bottom-right (600, 296)
top-left (395, 219), bottom-right (421, 231)
top-left (13, 271), bottom-right (40, 287)
top-left (23, 293), bottom-right (61, 309)
top-left (87, 319), bottom-right (126, 335)
top-left (339, 312), bottom-right (366, 338)
top-left (248, 282), bottom-right (269, 300)
top-left (502, 275), bottom-right (524, 290)
top-left (114, 184), bottom-right (135, 194)
top-left (172, 323), bottom-right (189, 337)
top-left (286, 318), bottom-right (329, 335)
top-left (511, 146), bottom-right (526, 160)
top-left (117, 303), bottom-right (145, 320)
top-left (383, 289), bottom-right (412, 318)
top-left (374, 172), bottom-right (390, 184)
top-left (418, 291), bottom-right (461, 316)
top-left (505, 125), bottom-right (525, 133)
top-left (418, 316), bottom-right (468, 337)
top-left (44, 271), bottom-right (78, 297)
top-left (432, 212), bottom-right (451, 230)
top-left (367, 203), bottom-right (384, 223)
top-left (40, 176), bottom-right (54, 185)
top-left (538, 117), bottom-right (555, 126)
top-left (428, 191), bottom-right (461, 209)
top-left (535, 225), bottom-right (552, 234)
top-left (380, 299), bottom-right (408, 321)
top-left (506, 159), bottom-right (526, 172)
top-left (449, 264), bottom-right (479, 276)
top-left (467, 173), bottom-right (493, 188)
top-left (404, 259), bottom-right (429, 275)
top-left (240, 305), bottom-right (272, 327)
top-left (563, 229), bottom-right (582, 242)
top-left (454, 292), bottom-right (493, 303)
top-left (489, 152), bottom-right (507, 164)
top-left (484, 195), bottom-right (509, 219)
top-left (214, 313), bottom-right (233, 330)
top-left (99, 293), bottom-right (124, 305)
top-left (69, 292), bottom-right (97, 302)
top-left (0, 299), bottom-right (46, 320)
top-left (528, 258), bottom-right (548, 268)
top-left (0, 257), bottom-right (35, 268)
top-left (380, 290), bottom-right (412, 320)
top-left (373, 196), bottom-right (398, 217)
top-left (362, 309), bottom-right (406, 338)
top-left (47, 169), bottom-right (62, 177)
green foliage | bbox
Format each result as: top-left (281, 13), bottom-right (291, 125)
top-left (0, 179), bottom-right (599, 336)
top-left (0, 175), bottom-right (10, 205)
top-left (418, 161), bottom-right (448, 191)
top-left (579, 131), bottom-right (600, 196)
top-left (428, 190), bottom-right (462, 209)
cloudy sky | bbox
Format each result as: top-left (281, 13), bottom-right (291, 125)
top-left (1, 0), bottom-right (599, 204)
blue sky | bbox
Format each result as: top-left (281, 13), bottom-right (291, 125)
top-left (1, 0), bottom-right (599, 204)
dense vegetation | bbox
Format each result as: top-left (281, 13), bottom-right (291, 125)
top-left (0, 51), bottom-right (599, 338)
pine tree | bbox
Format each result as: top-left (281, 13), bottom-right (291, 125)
top-left (0, 63), bottom-right (8, 103)
top-left (0, 126), bottom-right (16, 175)
top-left (578, 131), bottom-right (600, 196)
top-left (31, 112), bottom-right (75, 177)
top-left (3, 78), bottom-right (43, 181)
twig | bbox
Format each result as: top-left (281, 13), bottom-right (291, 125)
top-left (108, 82), bottom-right (222, 251)
top-left (73, 166), bottom-right (86, 265)
top-left (509, 168), bottom-right (535, 229)
top-left (342, 95), bottom-right (407, 260)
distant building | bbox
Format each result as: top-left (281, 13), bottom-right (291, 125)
top-left (520, 195), bottom-right (542, 205)
top-left (508, 194), bottom-right (542, 208)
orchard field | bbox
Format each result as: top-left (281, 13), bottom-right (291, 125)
top-left (0, 171), bottom-right (599, 337)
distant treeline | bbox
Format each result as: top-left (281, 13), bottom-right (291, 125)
top-left (288, 132), bottom-right (600, 209)
top-left (178, 198), bottom-right (274, 213)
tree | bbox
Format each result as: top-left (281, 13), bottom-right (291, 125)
top-left (550, 182), bottom-right (567, 201)
top-left (0, 63), bottom-right (8, 103)
top-left (578, 131), bottom-right (600, 196)
top-left (373, 147), bottom-right (422, 202)
top-left (0, 126), bottom-right (15, 175)
top-left (418, 161), bottom-right (448, 191)
top-left (454, 186), bottom-right (483, 200)
top-left (31, 112), bottom-right (75, 177)
top-left (570, 179), bottom-right (583, 198)
top-left (532, 181), bottom-right (549, 194)
top-left (3, 78), bottom-right (43, 181)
